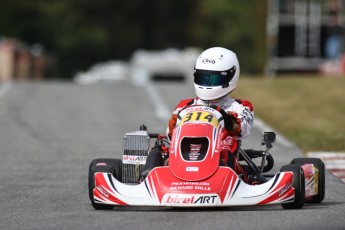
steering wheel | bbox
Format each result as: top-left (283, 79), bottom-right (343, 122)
top-left (208, 105), bottom-right (234, 132)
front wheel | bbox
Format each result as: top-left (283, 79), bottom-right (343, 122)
top-left (88, 158), bottom-right (122, 210)
top-left (280, 164), bottom-right (305, 209)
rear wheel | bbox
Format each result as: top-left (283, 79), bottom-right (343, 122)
top-left (290, 158), bottom-right (325, 203)
top-left (88, 158), bottom-right (122, 210)
top-left (281, 164), bottom-right (305, 209)
top-left (89, 158), bottom-right (122, 181)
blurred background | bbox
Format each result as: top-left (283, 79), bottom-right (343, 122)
top-left (0, 0), bottom-right (344, 81)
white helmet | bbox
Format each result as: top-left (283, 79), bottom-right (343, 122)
top-left (194, 47), bottom-right (240, 101)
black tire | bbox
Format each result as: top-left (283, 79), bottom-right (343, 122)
top-left (281, 164), bottom-right (305, 209)
top-left (88, 158), bottom-right (122, 210)
top-left (89, 158), bottom-right (122, 181)
top-left (290, 158), bottom-right (325, 203)
top-left (105, 158), bottom-right (122, 182)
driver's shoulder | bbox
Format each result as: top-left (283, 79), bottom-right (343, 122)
top-left (175, 98), bottom-right (197, 109)
top-left (222, 98), bottom-right (254, 112)
top-left (234, 99), bottom-right (254, 112)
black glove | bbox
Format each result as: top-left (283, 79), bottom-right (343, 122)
top-left (208, 105), bottom-right (234, 132)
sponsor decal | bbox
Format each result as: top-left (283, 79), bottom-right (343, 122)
top-left (279, 183), bottom-right (292, 196)
top-left (169, 181), bottom-right (211, 191)
top-left (96, 185), bottom-right (109, 198)
top-left (186, 166), bottom-right (199, 172)
top-left (202, 58), bottom-right (215, 64)
top-left (164, 194), bottom-right (219, 205)
top-left (188, 144), bottom-right (202, 160)
top-left (242, 108), bottom-right (254, 123)
top-left (182, 105), bottom-right (217, 114)
top-left (221, 137), bottom-right (233, 146)
top-left (305, 176), bottom-right (316, 198)
top-left (122, 155), bottom-right (147, 165)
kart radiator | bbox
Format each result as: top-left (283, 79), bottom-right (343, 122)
top-left (122, 130), bottom-right (150, 183)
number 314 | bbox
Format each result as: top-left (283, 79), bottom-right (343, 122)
top-left (183, 112), bottom-right (214, 123)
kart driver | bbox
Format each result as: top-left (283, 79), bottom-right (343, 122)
top-left (167, 47), bottom-right (254, 170)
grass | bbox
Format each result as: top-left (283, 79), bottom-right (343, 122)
top-left (233, 75), bottom-right (345, 153)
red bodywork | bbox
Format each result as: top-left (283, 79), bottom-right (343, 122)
top-left (92, 107), bottom-right (297, 207)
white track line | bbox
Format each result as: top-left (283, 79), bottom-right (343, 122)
top-left (0, 81), bottom-right (13, 99)
top-left (144, 83), bottom-right (171, 121)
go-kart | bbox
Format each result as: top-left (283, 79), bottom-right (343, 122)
top-left (88, 105), bottom-right (325, 209)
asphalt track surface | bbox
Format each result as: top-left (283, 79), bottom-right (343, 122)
top-left (0, 80), bottom-right (344, 230)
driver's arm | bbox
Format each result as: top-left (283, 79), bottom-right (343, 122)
top-left (227, 99), bottom-right (254, 139)
top-left (167, 98), bottom-right (195, 138)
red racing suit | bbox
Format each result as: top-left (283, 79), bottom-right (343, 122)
top-left (167, 96), bottom-right (254, 169)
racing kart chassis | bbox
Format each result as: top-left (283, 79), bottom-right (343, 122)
top-left (88, 106), bottom-right (325, 210)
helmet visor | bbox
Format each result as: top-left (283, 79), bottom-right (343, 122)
top-left (194, 66), bottom-right (236, 87)
top-left (194, 73), bottom-right (229, 87)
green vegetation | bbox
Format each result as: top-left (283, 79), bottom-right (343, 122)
top-left (233, 76), bottom-right (345, 153)
top-left (0, 0), bottom-right (266, 77)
